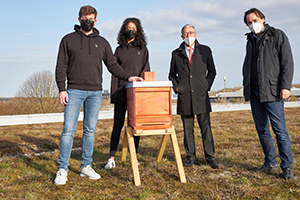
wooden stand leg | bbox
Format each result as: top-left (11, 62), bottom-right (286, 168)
top-left (122, 126), bottom-right (185, 186)
top-left (157, 134), bottom-right (169, 162)
top-left (170, 126), bottom-right (186, 183)
top-left (126, 126), bottom-right (141, 186)
top-left (121, 128), bottom-right (128, 162)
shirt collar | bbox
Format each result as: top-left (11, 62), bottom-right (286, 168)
top-left (184, 43), bottom-right (195, 51)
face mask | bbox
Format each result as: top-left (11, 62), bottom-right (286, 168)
top-left (80, 19), bottom-right (94, 32)
top-left (249, 22), bottom-right (263, 34)
top-left (125, 30), bottom-right (137, 40)
top-left (184, 37), bottom-right (196, 46)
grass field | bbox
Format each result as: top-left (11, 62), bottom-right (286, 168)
top-left (0, 107), bottom-right (299, 199)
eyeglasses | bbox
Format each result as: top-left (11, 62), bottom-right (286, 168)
top-left (182, 31), bottom-right (196, 37)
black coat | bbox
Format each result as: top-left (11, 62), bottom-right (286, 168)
top-left (242, 25), bottom-right (294, 102)
top-left (169, 40), bottom-right (216, 115)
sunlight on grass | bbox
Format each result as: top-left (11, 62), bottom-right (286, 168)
top-left (0, 107), bottom-right (299, 199)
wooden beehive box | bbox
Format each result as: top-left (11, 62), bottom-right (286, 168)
top-left (126, 81), bottom-right (173, 131)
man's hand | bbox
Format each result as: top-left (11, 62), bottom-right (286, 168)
top-left (128, 76), bottom-right (144, 82)
top-left (280, 89), bottom-right (290, 100)
top-left (59, 91), bottom-right (68, 105)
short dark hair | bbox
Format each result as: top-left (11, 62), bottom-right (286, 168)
top-left (79, 5), bottom-right (97, 18)
top-left (244, 8), bottom-right (265, 25)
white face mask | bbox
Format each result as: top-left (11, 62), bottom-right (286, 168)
top-left (249, 22), bottom-right (263, 34)
top-left (184, 37), bottom-right (196, 46)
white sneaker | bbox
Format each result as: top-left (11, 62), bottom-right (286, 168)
top-left (104, 158), bottom-right (116, 169)
top-left (136, 160), bottom-right (140, 166)
top-left (54, 169), bottom-right (68, 185)
top-left (80, 165), bottom-right (101, 180)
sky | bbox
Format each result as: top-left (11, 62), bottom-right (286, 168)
top-left (0, 0), bottom-right (299, 97)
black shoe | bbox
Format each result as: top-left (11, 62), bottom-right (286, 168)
top-left (283, 167), bottom-right (294, 180)
top-left (207, 159), bottom-right (219, 169)
top-left (256, 163), bottom-right (278, 172)
top-left (184, 160), bottom-right (195, 167)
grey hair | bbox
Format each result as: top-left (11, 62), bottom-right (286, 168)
top-left (181, 24), bottom-right (196, 35)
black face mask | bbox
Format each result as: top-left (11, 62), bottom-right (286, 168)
top-left (80, 19), bottom-right (94, 32)
top-left (125, 30), bottom-right (137, 40)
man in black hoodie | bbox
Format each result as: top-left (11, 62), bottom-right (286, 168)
top-left (54, 5), bottom-right (143, 185)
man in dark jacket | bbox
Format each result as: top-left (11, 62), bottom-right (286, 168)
top-left (169, 24), bottom-right (219, 169)
top-left (54, 5), bottom-right (143, 185)
top-left (242, 8), bottom-right (294, 179)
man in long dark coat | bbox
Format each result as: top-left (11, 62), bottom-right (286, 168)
top-left (169, 24), bottom-right (219, 168)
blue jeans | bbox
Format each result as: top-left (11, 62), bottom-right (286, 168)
top-left (57, 89), bottom-right (102, 171)
top-left (250, 88), bottom-right (293, 170)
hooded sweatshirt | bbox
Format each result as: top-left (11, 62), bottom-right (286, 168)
top-left (55, 25), bottom-right (130, 93)
top-left (110, 43), bottom-right (150, 103)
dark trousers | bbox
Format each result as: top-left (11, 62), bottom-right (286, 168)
top-left (181, 113), bottom-right (215, 161)
top-left (109, 91), bottom-right (140, 157)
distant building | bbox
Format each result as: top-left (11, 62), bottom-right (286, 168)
top-left (290, 87), bottom-right (300, 98)
top-left (209, 88), bottom-right (300, 102)
top-left (102, 90), bottom-right (110, 100)
top-left (0, 98), bottom-right (12, 102)
top-left (216, 89), bottom-right (244, 99)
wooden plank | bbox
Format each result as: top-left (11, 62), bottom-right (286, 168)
top-left (121, 129), bottom-right (128, 162)
top-left (126, 126), bottom-right (141, 186)
top-left (141, 71), bottom-right (155, 81)
top-left (126, 88), bottom-right (134, 128)
top-left (133, 116), bottom-right (172, 130)
top-left (135, 115), bottom-right (172, 121)
top-left (165, 128), bottom-right (173, 133)
top-left (133, 124), bottom-right (172, 130)
top-left (170, 126), bottom-right (186, 183)
top-left (133, 129), bottom-right (172, 136)
top-left (157, 134), bottom-right (169, 162)
top-left (123, 127), bottom-right (185, 186)
top-left (133, 87), bottom-right (170, 92)
top-left (135, 91), bottom-right (170, 115)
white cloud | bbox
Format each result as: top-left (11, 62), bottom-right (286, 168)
top-left (1, 0), bottom-right (299, 97)
top-left (97, 0), bottom-right (300, 91)
top-left (0, 47), bottom-right (57, 97)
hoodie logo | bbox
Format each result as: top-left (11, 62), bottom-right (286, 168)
top-left (95, 44), bottom-right (98, 48)
top-left (138, 51), bottom-right (140, 55)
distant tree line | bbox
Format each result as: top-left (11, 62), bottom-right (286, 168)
top-left (0, 70), bottom-right (112, 115)
top-left (0, 71), bottom-right (299, 116)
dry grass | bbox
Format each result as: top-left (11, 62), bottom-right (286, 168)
top-left (0, 107), bottom-right (300, 199)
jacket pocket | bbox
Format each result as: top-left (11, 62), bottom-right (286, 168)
top-left (269, 78), bottom-right (280, 97)
top-left (177, 81), bottom-right (189, 94)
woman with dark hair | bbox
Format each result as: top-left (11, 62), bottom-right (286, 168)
top-left (105, 17), bottom-right (150, 169)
